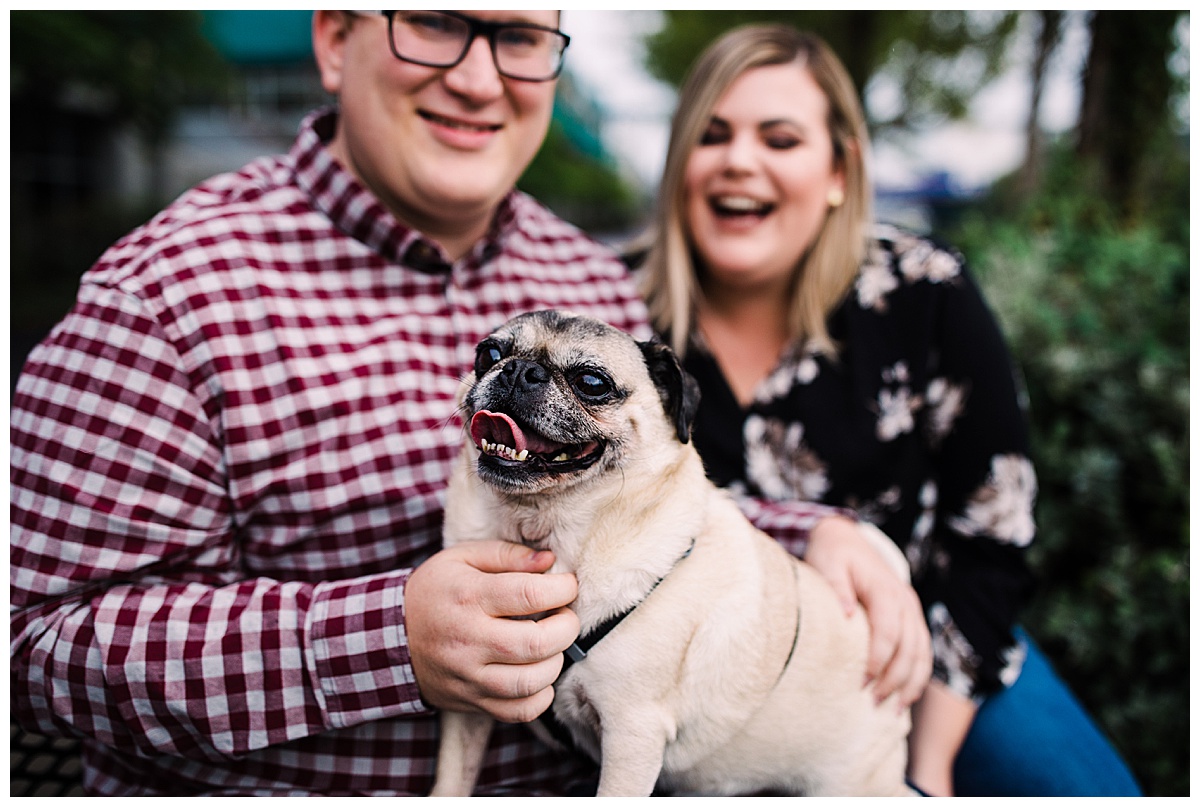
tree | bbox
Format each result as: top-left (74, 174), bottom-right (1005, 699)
top-left (11, 12), bottom-right (235, 385)
top-left (11, 11), bottom-right (231, 200)
top-left (643, 11), bottom-right (1020, 135)
top-left (1017, 11), bottom-right (1065, 197)
top-left (1076, 11), bottom-right (1185, 224)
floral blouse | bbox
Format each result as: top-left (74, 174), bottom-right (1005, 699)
top-left (680, 225), bottom-right (1036, 701)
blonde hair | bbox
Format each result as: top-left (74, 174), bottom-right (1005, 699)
top-left (639, 24), bottom-right (871, 357)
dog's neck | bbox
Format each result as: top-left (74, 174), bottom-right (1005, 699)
top-left (533, 445), bottom-right (709, 631)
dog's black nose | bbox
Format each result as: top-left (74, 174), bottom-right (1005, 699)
top-left (502, 359), bottom-right (550, 391)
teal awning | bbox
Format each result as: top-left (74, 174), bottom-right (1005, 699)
top-left (201, 10), bottom-right (314, 65)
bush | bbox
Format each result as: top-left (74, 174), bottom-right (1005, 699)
top-left (949, 149), bottom-right (1189, 796)
top-left (518, 119), bottom-right (644, 237)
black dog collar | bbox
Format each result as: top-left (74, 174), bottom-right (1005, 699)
top-left (538, 539), bottom-right (695, 752)
top-left (560, 538), bottom-right (696, 673)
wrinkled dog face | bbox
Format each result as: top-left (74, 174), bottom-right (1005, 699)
top-left (461, 310), bottom-right (698, 495)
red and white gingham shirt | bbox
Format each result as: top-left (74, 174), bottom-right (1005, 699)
top-left (11, 108), bottom-right (835, 796)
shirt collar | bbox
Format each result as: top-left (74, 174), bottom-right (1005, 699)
top-left (290, 107), bottom-right (515, 271)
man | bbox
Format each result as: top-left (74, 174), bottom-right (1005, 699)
top-left (11, 10), bottom-right (922, 795)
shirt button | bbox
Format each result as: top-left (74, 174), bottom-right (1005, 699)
top-left (404, 241), bottom-right (450, 273)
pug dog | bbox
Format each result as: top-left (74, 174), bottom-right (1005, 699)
top-left (430, 310), bottom-right (915, 797)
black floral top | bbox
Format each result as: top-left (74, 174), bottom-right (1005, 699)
top-left (681, 225), bottom-right (1036, 700)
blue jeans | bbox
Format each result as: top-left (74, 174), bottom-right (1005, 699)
top-left (953, 628), bottom-right (1143, 796)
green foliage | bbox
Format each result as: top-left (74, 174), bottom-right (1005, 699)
top-left (643, 10), bottom-right (1020, 132)
top-left (951, 145), bottom-right (1189, 796)
top-left (11, 12), bottom-right (234, 387)
top-left (11, 10), bottom-right (231, 144)
top-left (518, 119), bottom-right (644, 237)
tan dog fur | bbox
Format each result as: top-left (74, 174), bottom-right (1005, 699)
top-left (430, 310), bottom-right (914, 797)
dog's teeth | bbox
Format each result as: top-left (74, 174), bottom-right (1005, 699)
top-left (477, 436), bottom-right (531, 462)
top-left (552, 452), bottom-right (569, 462)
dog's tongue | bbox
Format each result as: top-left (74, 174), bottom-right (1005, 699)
top-left (470, 410), bottom-right (569, 455)
top-left (470, 410), bottom-right (527, 453)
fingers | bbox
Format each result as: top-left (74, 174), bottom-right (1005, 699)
top-left (805, 517), bottom-right (862, 616)
top-left (452, 540), bottom-right (578, 618)
top-left (475, 668), bottom-right (560, 724)
top-left (807, 517), bottom-right (932, 709)
top-left (897, 588), bottom-right (934, 705)
top-left (483, 606), bottom-right (581, 664)
top-left (473, 607), bottom-right (580, 722)
top-left (862, 590), bottom-right (903, 685)
top-left (865, 586), bottom-right (932, 708)
top-left (474, 647), bottom-right (567, 723)
top-left (405, 543), bottom-right (581, 722)
top-left (479, 568), bottom-right (579, 620)
top-left (460, 539), bottom-right (557, 576)
top-left (827, 568), bottom-right (859, 618)
top-left (437, 608), bottom-right (580, 722)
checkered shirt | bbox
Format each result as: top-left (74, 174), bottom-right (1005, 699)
top-left (10, 108), bottom-right (838, 795)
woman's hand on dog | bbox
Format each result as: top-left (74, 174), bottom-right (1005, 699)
top-left (406, 541), bottom-right (581, 723)
top-left (806, 517), bottom-right (933, 709)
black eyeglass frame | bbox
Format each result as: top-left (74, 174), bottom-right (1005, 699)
top-left (381, 10), bottom-right (571, 82)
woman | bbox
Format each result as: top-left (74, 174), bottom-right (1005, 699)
top-left (636, 23), bottom-right (1141, 796)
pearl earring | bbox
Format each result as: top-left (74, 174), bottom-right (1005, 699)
top-left (827, 188), bottom-right (845, 208)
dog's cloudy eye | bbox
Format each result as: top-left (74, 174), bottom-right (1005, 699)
top-left (572, 370), bottom-right (613, 400)
top-left (475, 341), bottom-right (506, 375)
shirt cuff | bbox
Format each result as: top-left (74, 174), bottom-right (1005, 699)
top-left (305, 569), bottom-right (429, 728)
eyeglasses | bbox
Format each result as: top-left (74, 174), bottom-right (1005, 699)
top-left (381, 10), bottom-right (570, 82)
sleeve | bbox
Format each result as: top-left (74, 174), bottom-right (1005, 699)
top-left (727, 492), bottom-right (855, 558)
top-left (10, 282), bottom-right (430, 764)
top-left (917, 261), bottom-right (1037, 701)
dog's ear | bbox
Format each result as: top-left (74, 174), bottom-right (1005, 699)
top-left (638, 339), bottom-right (701, 444)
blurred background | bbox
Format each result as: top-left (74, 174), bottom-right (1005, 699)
top-left (9, 10), bottom-right (1190, 796)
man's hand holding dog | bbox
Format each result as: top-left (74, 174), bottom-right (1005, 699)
top-left (406, 542), bottom-right (580, 723)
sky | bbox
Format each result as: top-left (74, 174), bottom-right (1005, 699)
top-left (560, 10), bottom-right (1094, 194)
